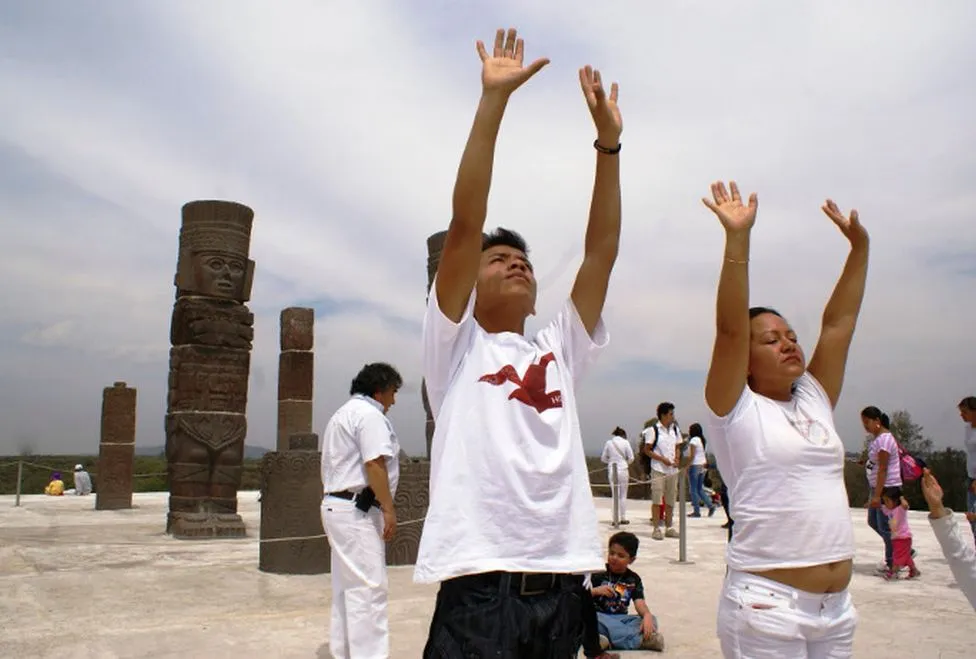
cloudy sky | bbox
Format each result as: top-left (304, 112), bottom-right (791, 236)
top-left (2, 1), bottom-right (974, 458)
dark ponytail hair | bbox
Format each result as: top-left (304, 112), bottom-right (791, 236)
top-left (860, 406), bottom-right (890, 430)
top-left (612, 426), bottom-right (627, 439)
top-left (689, 422), bottom-right (706, 451)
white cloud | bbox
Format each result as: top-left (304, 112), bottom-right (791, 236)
top-left (0, 1), bottom-right (974, 458)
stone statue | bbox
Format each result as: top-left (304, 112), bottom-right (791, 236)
top-left (422, 230), bottom-right (448, 459)
top-left (277, 307), bottom-right (314, 451)
top-left (166, 200), bottom-right (255, 538)
top-left (95, 382), bottom-right (136, 510)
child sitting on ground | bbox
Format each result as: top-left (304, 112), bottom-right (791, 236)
top-left (590, 531), bottom-right (665, 652)
top-left (882, 486), bottom-right (921, 580)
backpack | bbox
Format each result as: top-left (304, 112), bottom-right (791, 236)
top-left (894, 439), bottom-right (926, 483)
top-left (639, 426), bottom-right (661, 474)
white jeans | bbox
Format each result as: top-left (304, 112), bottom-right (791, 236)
top-left (321, 497), bottom-right (389, 659)
top-left (717, 570), bottom-right (857, 659)
top-left (607, 463), bottom-right (629, 521)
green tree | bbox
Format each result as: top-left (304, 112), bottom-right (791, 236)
top-left (887, 409), bottom-right (933, 455)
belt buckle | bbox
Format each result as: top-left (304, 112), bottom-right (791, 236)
top-left (519, 573), bottom-right (556, 597)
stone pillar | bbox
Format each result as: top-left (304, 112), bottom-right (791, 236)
top-left (386, 458), bottom-right (431, 566)
top-left (277, 308), bottom-right (314, 451)
top-left (165, 200), bottom-right (255, 539)
top-left (95, 382), bottom-right (136, 510)
top-left (258, 433), bottom-right (330, 574)
top-left (422, 230), bottom-right (448, 459)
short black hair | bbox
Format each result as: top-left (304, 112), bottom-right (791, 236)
top-left (656, 402), bottom-right (675, 419)
top-left (749, 306), bottom-right (784, 320)
top-left (482, 227), bottom-right (529, 254)
top-left (959, 396), bottom-right (976, 411)
top-left (612, 426), bottom-right (627, 438)
top-left (349, 362), bottom-right (402, 397)
top-left (881, 485), bottom-right (903, 502)
top-left (608, 531), bottom-right (639, 558)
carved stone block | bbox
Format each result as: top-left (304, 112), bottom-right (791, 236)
top-left (96, 382), bottom-right (136, 511)
top-left (259, 448), bottom-right (329, 574)
top-left (289, 433), bottom-right (319, 451)
top-left (277, 351), bottom-right (314, 400)
top-left (280, 307), bottom-right (314, 351)
top-left (386, 459), bottom-right (430, 566)
top-left (167, 346), bottom-right (250, 414)
top-left (170, 297), bottom-right (254, 349)
top-left (277, 401), bottom-right (313, 452)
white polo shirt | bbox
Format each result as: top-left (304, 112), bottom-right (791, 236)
top-left (414, 279), bottom-right (608, 584)
top-left (320, 394), bottom-right (400, 497)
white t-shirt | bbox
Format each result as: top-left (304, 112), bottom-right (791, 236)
top-left (689, 436), bottom-right (708, 467)
top-left (414, 280), bottom-right (608, 584)
top-left (865, 432), bottom-right (902, 488)
top-left (705, 372), bottom-right (855, 571)
top-left (643, 423), bottom-right (680, 475)
top-left (320, 394), bottom-right (400, 497)
top-left (602, 436), bottom-right (634, 467)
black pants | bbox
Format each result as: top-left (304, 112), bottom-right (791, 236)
top-left (720, 483), bottom-right (734, 542)
top-left (423, 572), bottom-right (586, 658)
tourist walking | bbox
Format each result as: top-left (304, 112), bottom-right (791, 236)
top-left (685, 423), bottom-right (715, 518)
top-left (601, 427), bottom-right (635, 524)
top-left (320, 362), bottom-right (402, 659)
top-left (703, 181), bottom-right (868, 657)
top-left (861, 406), bottom-right (901, 572)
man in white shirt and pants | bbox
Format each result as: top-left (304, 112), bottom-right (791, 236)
top-left (320, 362), bottom-right (402, 659)
top-left (601, 427), bottom-right (635, 524)
top-left (642, 402), bottom-right (681, 541)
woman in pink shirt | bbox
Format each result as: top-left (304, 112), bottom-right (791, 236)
top-left (861, 406), bottom-right (902, 572)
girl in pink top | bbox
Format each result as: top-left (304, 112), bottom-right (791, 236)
top-left (881, 487), bottom-right (920, 581)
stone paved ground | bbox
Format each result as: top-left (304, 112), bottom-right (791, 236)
top-left (0, 492), bottom-right (971, 658)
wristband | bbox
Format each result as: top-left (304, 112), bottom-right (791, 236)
top-left (593, 139), bottom-right (622, 155)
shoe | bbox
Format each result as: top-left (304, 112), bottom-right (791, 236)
top-left (689, 512), bottom-right (702, 518)
top-left (641, 632), bottom-right (665, 651)
top-left (620, 519), bottom-right (630, 525)
top-left (881, 570), bottom-right (894, 581)
top-left (907, 569), bottom-right (921, 579)
top-left (665, 527), bottom-right (679, 539)
top-left (708, 507), bottom-right (716, 517)
top-left (721, 521), bottom-right (731, 528)
top-left (598, 634), bottom-right (610, 650)
top-left (652, 527), bottom-right (664, 541)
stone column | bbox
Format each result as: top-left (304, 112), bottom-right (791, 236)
top-left (277, 308), bottom-right (314, 451)
top-left (165, 200), bottom-right (256, 539)
top-left (95, 382), bottom-right (136, 510)
top-left (258, 433), bottom-right (330, 574)
top-left (422, 230), bottom-right (448, 459)
top-left (386, 458), bottom-right (431, 566)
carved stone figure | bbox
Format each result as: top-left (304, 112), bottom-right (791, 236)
top-left (277, 307), bottom-right (314, 451)
top-left (166, 200), bottom-right (255, 538)
top-left (422, 230), bottom-right (448, 459)
top-left (95, 382), bottom-right (136, 511)
top-left (259, 433), bottom-right (330, 574)
top-left (386, 458), bottom-right (430, 566)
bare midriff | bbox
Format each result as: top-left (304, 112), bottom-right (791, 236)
top-left (749, 558), bottom-right (853, 593)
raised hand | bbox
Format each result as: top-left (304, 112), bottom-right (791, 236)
top-left (822, 199), bottom-right (869, 249)
top-left (579, 65), bottom-right (622, 143)
top-left (476, 28), bottom-right (549, 97)
top-left (920, 468), bottom-right (945, 515)
top-left (702, 181), bottom-right (758, 234)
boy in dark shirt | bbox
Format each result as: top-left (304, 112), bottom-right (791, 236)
top-left (590, 531), bottom-right (664, 652)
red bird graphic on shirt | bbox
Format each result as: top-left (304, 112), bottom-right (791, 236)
top-left (478, 352), bottom-right (563, 413)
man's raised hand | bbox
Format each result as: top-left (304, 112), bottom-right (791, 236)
top-left (702, 181), bottom-right (758, 234)
top-left (476, 28), bottom-right (549, 97)
top-left (579, 65), bottom-right (622, 144)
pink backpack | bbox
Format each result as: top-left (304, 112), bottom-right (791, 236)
top-left (894, 440), bottom-right (925, 482)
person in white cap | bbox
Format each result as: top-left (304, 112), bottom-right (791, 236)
top-left (73, 464), bottom-right (92, 496)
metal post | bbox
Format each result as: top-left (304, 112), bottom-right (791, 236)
top-left (610, 463), bottom-right (619, 527)
top-left (15, 460), bottom-right (23, 507)
top-left (671, 467), bottom-right (695, 565)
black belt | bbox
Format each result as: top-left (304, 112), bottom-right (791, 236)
top-left (326, 490), bottom-right (381, 510)
top-left (452, 571), bottom-right (566, 597)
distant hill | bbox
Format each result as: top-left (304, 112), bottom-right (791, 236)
top-left (135, 444), bottom-right (271, 460)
